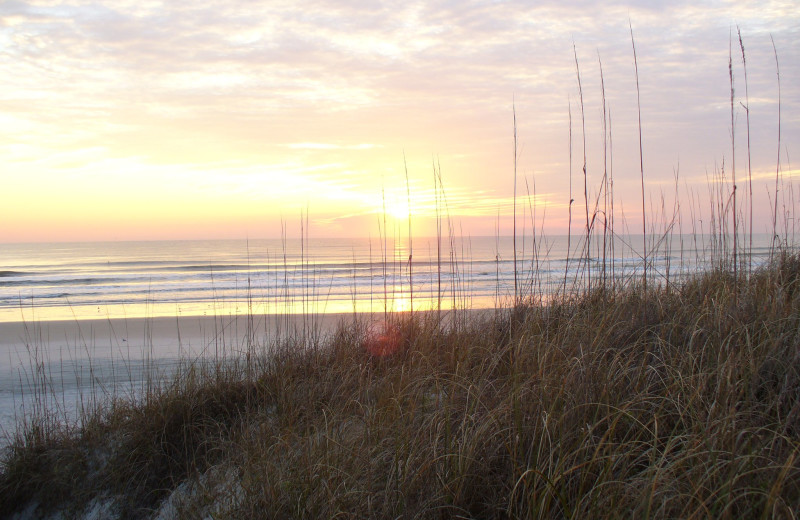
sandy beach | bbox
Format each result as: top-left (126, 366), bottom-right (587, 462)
top-left (0, 308), bottom-right (483, 357)
top-left (0, 308), bottom-right (481, 437)
top-left (0, 311), bottom-right (365, 441)
top-left (0, 312), bottom-right (357, 359)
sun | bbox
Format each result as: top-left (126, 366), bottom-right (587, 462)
top-left (382, 197), bottom-right (410, 221)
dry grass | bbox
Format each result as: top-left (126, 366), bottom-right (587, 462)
top-left (1, 250), bottom-right (799, 519)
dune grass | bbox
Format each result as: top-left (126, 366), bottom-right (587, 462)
top-left (1, 249), bottom-right (799, 518)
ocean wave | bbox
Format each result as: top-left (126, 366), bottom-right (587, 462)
top-left (0, 271), bottom-right (29, 278)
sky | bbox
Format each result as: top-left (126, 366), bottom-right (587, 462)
top-left (1, 0), bottom-right (798, 242)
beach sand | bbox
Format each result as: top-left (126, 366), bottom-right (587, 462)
top-left (0, 312), bottom-right (363, 440)
top-left (0, 312), bottom-right (359, 359)
top-left (0, 307), bottom-right (483, 357)
top-left (0, 308), bottom-right (486, 441)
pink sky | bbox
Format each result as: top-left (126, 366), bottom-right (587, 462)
top-left (1, 0), bottom-right (798, 242)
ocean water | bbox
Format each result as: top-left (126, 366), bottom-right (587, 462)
top-left (1, 236), bottom-right (514, 322)
top-left (0, 234), bottom-right (775, 323)
top-left (0, 234), bottom-right (778, 442)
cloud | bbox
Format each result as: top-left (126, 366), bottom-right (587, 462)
top-left (0, 0), bottom-right (798, 239)
top-left (286, 143), bottom-right (379, 150)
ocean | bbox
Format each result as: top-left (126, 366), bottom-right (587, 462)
top-left (0, 236), bottom-right (527, 323)
top-left (1, 234), bottom-right (774, 323)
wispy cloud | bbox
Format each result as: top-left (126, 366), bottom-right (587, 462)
top-left (0, 0), bottom-right (797, 240)
top-left (286, 143), bottom-right (380, 150)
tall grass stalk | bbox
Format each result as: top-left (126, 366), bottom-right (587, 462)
top-left (599, 51), bottom-right (609, 288)
top-left (608, 106), bottom-right (616, 284)
top-left (573, 43), bottom-right (590, 290)
top-left (564, 99), bottom-right (574, 295)
top-left (434, 159), bottom-right (443, 320)
top-left (513, 99), bottom-right (519, 304)
top-left (729, 32), bottom-right (739, 286)
top-left (738, 27), bottom-right (754, 273)
top-left (771, 34), bottom-right (782, 257)
top-left (631, 21), bottom-right (647, 294)
top-left (404, 153), bottom-right (413, 320)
